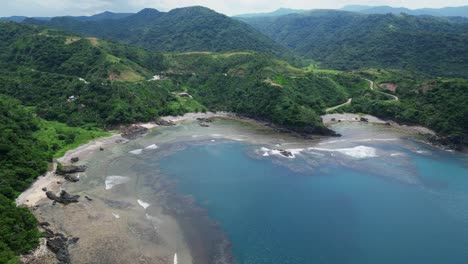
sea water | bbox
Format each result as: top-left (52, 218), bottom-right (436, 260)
top-left (155, 137), bottom-right (468, 263)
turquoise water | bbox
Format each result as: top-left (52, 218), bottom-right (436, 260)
top-left (156, 142), bottom-right (468, 264)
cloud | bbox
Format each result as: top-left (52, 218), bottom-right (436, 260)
top-left (1, 0), bottom-right (467, 17)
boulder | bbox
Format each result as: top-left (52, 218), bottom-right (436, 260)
top-left (56, 165), bottom-right (87, 175)
top-left (360, 117), bottom-right (369, 122)
top-left (279, 150), bottom-right (293, 158)
top-left (120, 125), bottom-right (149, 139)
top-left (155, 119), bottom-right (175, 127)
top-left (197, 117), bottom-right (213, 123)
top-left (64, 174), bottom-right (80, 182)
top-left (46, 190), bottom-right (80, 205)
top-left (70, 157), bottom-right (79, 163)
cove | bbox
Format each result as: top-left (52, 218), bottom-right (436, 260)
top-left (157, 141), bottom-right (468, 264)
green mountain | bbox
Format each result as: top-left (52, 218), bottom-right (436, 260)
top-left (234, 8), bottom-right (307, 18)
top-left (341, 5), bottom-right (468, 18)
top-left (24, 6), bottom-right (292, 60)
top-left (239, 10), bottom-right (468, 77)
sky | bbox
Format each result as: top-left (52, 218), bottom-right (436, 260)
top-left (1, 0), bottom-right (467, 17)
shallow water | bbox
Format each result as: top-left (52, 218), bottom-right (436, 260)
top-left (58, 119), bottom-right (468, 264)
top-left (151, 122), bottom-right (468, 264)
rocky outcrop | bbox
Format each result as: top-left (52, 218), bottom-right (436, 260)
top-left (120, 125), bottom-right (149, 139)
top-left (427, 134), bottom-right (466, 151)
top-left (42, 225), bottom-right (79, 264)
top-left (155, 119), bottom-right (175, 126)
top-left (46, 191), bottom-right (80, 205)
top-left (56, 165), bottom-right (87, 175)
top-left (360, 117), bottom-right (369, 122)
top-left (279, 150), bottom-right (293, 158)
top-left (64, 174), bottom-right (80, 182)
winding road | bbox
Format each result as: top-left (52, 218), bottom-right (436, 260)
top-left (325, 78), bottom-right (398, 112)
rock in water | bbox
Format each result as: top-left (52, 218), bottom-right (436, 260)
top-left (46, 190), bottom-right (80, 205)
top-left (64, 174), bottom-right (80, 182)
top-left (56, 165), bottom-right (87, 175)
top-left (70, 157), bottom-right (79, 163)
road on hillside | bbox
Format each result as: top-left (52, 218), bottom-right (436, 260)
top-left (325, 78), bottom-right (398, 112)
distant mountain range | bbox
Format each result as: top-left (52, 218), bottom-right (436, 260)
top-left (341, 5), bottom-right (468, 17)
top-left (239, 10), bottom-right (468, 77)
top-left (234, 5), bottom-right (468, 18)
top-left (22, 6), bottom-right (292, 60)
top-left (0, 11), bottom-right (133, 22)
top-left (234, 8), bottom-right (307, 18)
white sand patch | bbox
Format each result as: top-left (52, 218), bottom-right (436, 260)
top-left (145, 144), bottom-right (158, 150)
top-left (112, 213), bottom-right (120, 219)
top-left (129, 149), bottom-right (143, 155)
top-left (105, 176), bottom-right (130, 190)
top-left (137, 199), bottom-right (150, 209)
top-left (310, 146), bottom-right (378, 159)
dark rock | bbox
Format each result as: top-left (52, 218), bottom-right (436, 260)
top-left (84, 196), bottom-right (93, 201)
top-left (42, 187), bottom-right (47, 192)
top-left (70, 157), bottom-right (79, 163)
top-left (385, 122), bottom-right (392, 126)
top-left (39, 222), bottom-right (50, 227)
top-left (155, 119), bottom-right (175, 126)
top-left (46, 190), bottom-right (80, 205)
top-left (199, 123), bottom-right (210, 127)
top-left (338, 120), bottom-right (342, 122)
top-left (360, 117), bottom-right (369, 122)
top-left (279, 150), bottom-right (293, 158)
top-left (56, 165), bottom-right (87, 175)
top-left (56, 181), bottom-right (61, 184)
top-left (64, 174), bottom-right (80, 182)
top-left (197, 117), bottom-right (213, 123)
top-left (121, 125), bottom-right (149, 139)
top-left (99, 147), bottom-right (104, 151)
top-left (331, 118), bottom-right (336, 122)
top-left (69, 237), bottom-right (79, 244)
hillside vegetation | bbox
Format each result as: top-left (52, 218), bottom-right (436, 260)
top-left (239, 11), bottom-right (468, 77)
top-left (24, 6), bottom-right (298, 63)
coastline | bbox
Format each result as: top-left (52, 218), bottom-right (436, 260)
top-left (16, 111), bottom-right (449, 263)
top-left (16, 111), bottom-right (239, 264)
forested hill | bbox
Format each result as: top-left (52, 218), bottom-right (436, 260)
top-left (239, 10), bottom-right (468, 77)
top-left (24, 6), bottom-right (293, 61)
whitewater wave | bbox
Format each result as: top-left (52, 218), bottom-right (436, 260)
top-left (112, 213), bottom-right (120, 219)
top-left (174, 253), bottom-right (178, 264)
top-left (137, 199), bottom-right (150, 209)
top-left (105, 176), bottom-right (130, 190)
top-left (310, 146), bottom-right (377, 159)
top-left (145, 144), bottom-right (158, 150)
top-left (259, 147), bottom-right (304, 159)
top-left (129, 149), bottom-right (143, 155)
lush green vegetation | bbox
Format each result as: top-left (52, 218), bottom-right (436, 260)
top-left (0, 94), bottom-right (111, 263)
top-left (164, 52), bottom-right (368, 134)
top-left (239, 11), bottom-right (468, 77)
top-left (24, 7), bottom-right (301, 64)
top-left (337, 69), bottom-right (468, 147)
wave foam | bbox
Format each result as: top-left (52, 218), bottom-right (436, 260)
top-left (310, 146), bottom-right (377, 159)
top-left (145, 144), bottom-right (158, 150)
top-left (174, 253), bottom-right (178, 264)
top-left (129, 149), bottom-right (143, 155)
top-left (137, 199), bottom-right (150, 209)
top-left (259, 147), bottom-right (304, 159)
top-left (112, 213), bottom-right (120, 219)
top-left (105, 176), bottom-right (130, 190)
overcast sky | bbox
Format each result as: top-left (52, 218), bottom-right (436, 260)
top-left (1, 0), bottom-right (467, 17)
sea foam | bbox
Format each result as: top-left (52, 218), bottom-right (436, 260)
top-left (145, 144), bottom-right (158, 150)
top-left (105, 176), bottom-right (130, 190)
top-left (310, 146), bottom-right (377, 159)
top-left (129, 149), bottom-right (143, 155)
top-left (137, 199), bottom-right (150, 209)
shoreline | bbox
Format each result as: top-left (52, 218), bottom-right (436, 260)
top-left (16, 111), bottom-right (453, 263)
